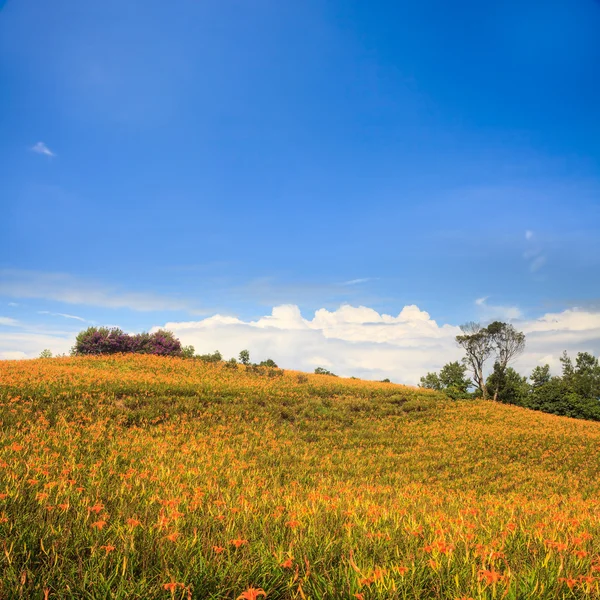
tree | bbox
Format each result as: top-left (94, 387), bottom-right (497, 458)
top-left (486, 365), bottom-right (528, 405)
top-left (239, 349), bottom-right (250, 365)
top-left (456, 322), bottom-right (494, 399)
top-left (259, 358), bottom-right (278, 368)
top-left (181, 345), bottom-right (195, 359)
top-left (39, 349), bottom-right (53, 358)
top-left (485, 322), bottom-right (526, 401)
top-left (530, 364), bottom-right (551, 388)
top-left (419, 371), bottom-right (442, 391)
top-left (315, 367), bottom-right (337, 377)
top-left (420, 361), bottom-right (471, 399)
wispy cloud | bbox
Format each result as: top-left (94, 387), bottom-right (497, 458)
top-left (341, 278), bottom-right (373, 286)
top-left (0, 269), bottom-right (202, 313)
top-left (38, 310), bottom-right (87, 322)
top-left (31, 142), bottom-right (55, 157)
top-left (524, 229), bottom-right (546, 273)
top-left (474, 296), bottom-right (522, 321)
top-left (0, 317), bottom-right (20, 327)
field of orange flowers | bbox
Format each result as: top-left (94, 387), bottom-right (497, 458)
top-left (1, 354), bottom-right (600, 599)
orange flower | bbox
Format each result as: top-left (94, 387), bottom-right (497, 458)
top-left (354, 594), bottom-right (365, 600)
top-left (165, 532), bottom-right (181, 543)
top-left (231, 538), bottom-right (248, 548)
top-left (281, 557), bottom-right (294, 568)
top-left (126, 518), bottom-right (141, 528)
top-left (89, 503), bottom-right (104, 514)
top-left (559, 577), bottom-right (577, 590)
top-left (163, 582), bottom-right (185, 592)
top-left (90, 520), bottom-right (107, 530)
top-left (479, 569), bottom-right (504, 585)
top-left (285, 520), bottom-right (300, 528)
top-left (100, 544), bottom-right (115, 554)
top-left (237, 588), bottom-right (266, 600)
top-left (395, 566), bottom-right (409, 575)
top-left (213, 545), bottom-right (225, 554)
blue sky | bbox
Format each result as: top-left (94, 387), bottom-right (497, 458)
top-left (1, 0), bottom-right (600, 378)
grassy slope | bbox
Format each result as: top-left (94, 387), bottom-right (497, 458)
top-left (1, 355), bottom-right (600, 599)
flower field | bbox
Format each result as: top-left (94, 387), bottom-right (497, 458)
top-left (1, 355), bottom-right (600, 599)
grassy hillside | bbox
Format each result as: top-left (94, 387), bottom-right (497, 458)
top-left (1, 355), bottom-right (600, 599)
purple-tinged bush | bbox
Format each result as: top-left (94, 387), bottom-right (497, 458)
top-left (72, 327), bottom-right (182, 357)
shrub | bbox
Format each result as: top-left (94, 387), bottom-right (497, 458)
top-left (197, 350), bottom-right (223, 363)
top-left (181, 345), bottom-right (195, 359)
top-left (73, 327), bottom-right (131, 355)
top-left (72, 327), bottom-right (182, 357)
top-left (259, 358), bottom-right (278, 368)
top-left (315, 367), bottom-right (337, 377)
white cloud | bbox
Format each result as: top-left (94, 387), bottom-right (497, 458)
top-left (0, 270), bottom-right (199, 313)
top-left (474, 297), bottom-right (522, 321)
top-left (152, 304), bottom-right (600, 384)
top-left (341, 278), bottom-right (373, 286)
top-left (3, 302), bottom-right (599, 385)
top-left (525, 230), bottom-right (534, 241)
top-left (31, 142), bottom-right (55, 157)
top-left (38, 310), bottom-right (87, 322)
top-left (0, 317), bottom-right (20, 327)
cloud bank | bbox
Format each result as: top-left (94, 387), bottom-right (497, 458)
top-left (2, 303), bottom-right (600, 384)
top-left (155, 304), bottom-right (600, 384)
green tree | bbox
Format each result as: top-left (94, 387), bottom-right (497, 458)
top-left (239, 349), bottom-right (250, 365)
top-left (181, 345), bottom-right (195, 359)
top-left (420, 361), bottom-right (471, 398)
top-left (259, 358), bottom-right (278, 368)
top-left (315, 367), bottom-right (337, 377)
top-left (39, 349), bottom-right (53, 358)
top-left (419, 371), bottom-right (442, 391)
top-left (456, 323), bottom-right (494, 399)
top-left (486, 365), bottom-right (528, 405)
top-left (485, 322), bottom-right (526, 401)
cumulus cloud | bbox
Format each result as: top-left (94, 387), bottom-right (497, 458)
top-left (31, 142), bottom-right (55, 157)
top-left (0, 270), bottom-right (200, 313)
top-left (3, 303), bottom-right (599, 385)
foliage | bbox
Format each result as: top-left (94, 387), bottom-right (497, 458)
top-left (420, 361), bottom-right (471, 399)
top-left (39, 349), bottom-right (53, 358)
top-left (239, 349), bottom-right (250, 366)
top-left (72, 327), bottom-right (182, 357)
top-left (456, 321), bottom-right (525, 400)
top-left (1, 355), bottom-right (600, 598)
top-left (524, 352), bottom-right (600, 421)
top-left (486, 365), bottom-right (528, 406)
top-left (314, 367), bottom-right (337, 376)
top-left (196, 350), bottom-right (223, 363)
top-left (258, 358), bottom-right (278, 368)
top-left (181, 345), bottom-right (195, 359)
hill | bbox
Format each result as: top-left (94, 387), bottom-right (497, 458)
top-left (1, 354), bottom-right (600, 599)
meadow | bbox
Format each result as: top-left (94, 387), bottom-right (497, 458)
top-left (1, 355), bottom-right (600, 599)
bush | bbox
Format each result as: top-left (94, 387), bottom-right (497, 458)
top-left (197, 350), bottom-right (222, 363)
top-left (315, 367), bottom-right (337, 377)
top-left (72, 327), bottom-right (182, 357)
